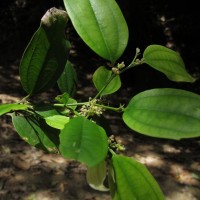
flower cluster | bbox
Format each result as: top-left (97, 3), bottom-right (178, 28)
top-left (80, 98), bottom-right (104, 117)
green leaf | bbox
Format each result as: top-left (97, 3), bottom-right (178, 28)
top-left (123, 88), bottom-right (200, 139)
top-left (12, 114), bottom-right (59, 153)
top-left (34, 105), bottom-right (61, 117)
top-left (55, 93), bottom-right (70, 104)
top-left (45, 115), bottom-right (69, 129)
top-left (34, 105), bottom-right (71, 123)
top-left (143, 45), bottom-right (195, 82)
top-left (63, 0), bottom-right (128, 63)
top-left (93, 66), bottom-right (121, 96)
top-left (0, 103), bottom-right (28, 116)
top-left (86, 160), bottom-right (109, 191)
top-left (108, 162), bottom-right (116, 198)
top-left (19, 8), bottom-right (69, 94)
top-left (110, 154), bottom-right (165, 200)
top-left (55, 94), bottom-right (77, 114)
top-left (92, 115), bottom-right (112, 135)
top-left (64, 98), bottom-right (77, 110)
top-left (59, 116), bottom-right (108, 166)
top-left (57, 61), bottom-right (78, 96)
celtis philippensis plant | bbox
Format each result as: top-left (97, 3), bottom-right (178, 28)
top-left (0, 0), bottom-right (199, 199)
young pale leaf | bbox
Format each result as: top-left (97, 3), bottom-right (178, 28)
top-left (0, 104), bottom-right (28, 116)
top-left (111, 154), bottom-right (165, 200)
top-left (57, 61), bottom-right (78, 96)
top-left (59, 116), bottom-right (108, 166)
top-left (143, 45), bottom-right (195, 82)
top-left (63, 0), bottom-right (128, 63)
top-left (86, 160), bottom-right (109, 191)
top-left (20, 8), bottom-right (69, 94)
top-left (12, 114), bottom-right (59, 153)
top-left (45, 115), bottom-right (69, 129)
top-left (93, 66), bottom-right (121, 96)
top-left (123, 88), bottom-right (200, 139)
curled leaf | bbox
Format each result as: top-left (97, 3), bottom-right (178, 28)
top-left (86, 160), bottom-right (109, 191)
top-left (20, 8), bottom-right (69, 94)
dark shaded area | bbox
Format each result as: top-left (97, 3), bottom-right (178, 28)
top-left (0, 0), bottom-right (64, 64)
top-left (117, 0), bottom-right (200, 94)
top-left (1, 0), bottom-right (200, 94)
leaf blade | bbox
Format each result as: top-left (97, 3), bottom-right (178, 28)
top-left (143, 45), bottom-right (195, 82)
top-left (123, 88), bottom-right (200, 139)
top-left (63, 0), bottom-right (128, 63)
top-left (111, 155), bottom-right (165, 200)
top-left (45, 115), bottom-right (69, 129)
top-left (0, 104), bottom-right (28, 116)
top-left (86, 160), bottom-right (109, 191)
top-left (12, 114), bottom-right (59, 153)
top-left (57, 61), bottom-right (78, 96)
top-left (19, 8), bottom-right (69, 94)
top-left (92, 66), bottom-right (121, 96)
top-left (59, 116), bottom-right (108, 166)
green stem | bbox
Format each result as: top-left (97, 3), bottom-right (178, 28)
top-left (93, 73), bottom-right (117, 99)
top-left (119, 53), bottom-right (144, 75)
top-left (93, 49), bottom-right (143, 100)
top-left (96, 104), bottom-right (124, 112)
top-left (109, 148), bottom-right (116, 155)
top-left (53, 102), bottom-right (86, 107)
top-left (20, 94), bottom-right (31, 103)
top-left (53, 102), bottom-right (123, 113)
top-left (53, 103), bottom-right (82, 116)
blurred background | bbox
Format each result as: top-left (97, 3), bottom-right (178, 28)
top-left (0, 0), bottom-right (200, 93)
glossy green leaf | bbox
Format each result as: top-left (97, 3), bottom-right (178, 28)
top-left (86, 160), bottom-right (109, 191)
top-left (63, 0), bottom-right (128, 63)
top-left (45, 115), bottom-right (69, 129)
top-left (12, 114), bottom-right (59, 153)
top-left (123, 88), bottom-right (200, 139)
top-left (57, 61), bottom-right (78, 96)
top-left (0, 103), bottom-right (28, 116)
top-left (110, 154), bottom-right (165, 200)
top-left (93, 66), bottom-right (121, 96)
top-left (20, 8), bottom-right (69, 94)
top-left (59, 116), bottom-right (108, 166)
top-left (143, 45), bottom-right (195, 82)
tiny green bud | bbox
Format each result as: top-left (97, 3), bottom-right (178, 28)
top-left (117, 62), bottom-right (125, 69)
top-left (136, 47), bottom-right (140, 54)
